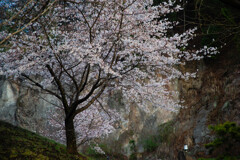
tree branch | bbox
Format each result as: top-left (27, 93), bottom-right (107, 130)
top-left (74, 83), bottom-right (106, 117)
top-left (0, 0), bottom-right (34, 29)
top-left (21, 73), bottom-right (61, 100)
top-left (73, 64), bottom-right (89, 98)
top-left (67, 68), bottom-right (103, 119)
top-left (0, 0), bottom-right (57, 45)
top-left (46, 64), bottom-right (69, 112)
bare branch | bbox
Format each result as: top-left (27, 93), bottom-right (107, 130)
top-left (0, 0), bottom-right (57, 45)
top-left (21, 73), bottom-right (61, 100)
top-left (46, 64), bottom-right (69, 112)
top-left (0, 0), bottom-right (34, 28)
top-left (74, 83), bottom-right (107, 117)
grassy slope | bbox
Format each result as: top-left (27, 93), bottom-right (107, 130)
top-left (0, 120), bottom-right (88, 160)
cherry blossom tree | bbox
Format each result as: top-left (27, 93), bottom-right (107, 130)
top-left (0, 0), bottom-right (217, 154)
top-left (40, 102), bottom-right (118, 147)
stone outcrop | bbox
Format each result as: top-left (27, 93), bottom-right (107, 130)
top-left (0, 77), bottom-right (58, 134)
top-left (0, 76), bottom-right (19, 125)
top-left (103, 91), bottom-right (174, 156)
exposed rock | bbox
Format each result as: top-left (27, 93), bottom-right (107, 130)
top-left (173, 47), bottom-right (240, 159)
top-left (192, 108), bottom-right (210, 144)
top-left (0, 77), bottom-right (59, 135)
top-left (0, 77), bottom-right (19, 125)
top-left (99, 91), bottom-right (175, 156)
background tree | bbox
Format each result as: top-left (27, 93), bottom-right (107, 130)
top-left (0, 0), bottom-right (217, 154)
top-left (180, 0), bottom-right (240, 50)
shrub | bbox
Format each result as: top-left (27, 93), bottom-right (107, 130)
top-left (158, 120), bottom-right (174, 144)
top-left (200, 121), bottom-right (240, 160)
top-left (143, 137), bottom-right (158, 152)
top-left (129, 140), bottom-right (137, 160)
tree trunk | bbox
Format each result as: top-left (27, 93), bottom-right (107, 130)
top-left (65, 117), bottom-right (78, 154)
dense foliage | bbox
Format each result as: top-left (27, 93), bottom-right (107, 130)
top-left (200, 122), bottom-right (240, 160)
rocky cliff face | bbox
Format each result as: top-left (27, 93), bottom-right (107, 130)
top-left (102, 90), bottom-right (175, 156)
top-left (172, 46), bottom-right (240, 159)
top-left (134, 46), bottom-right (240, 160)
top-left (0, 77), bottom-right (18, 125)
top-left (0, 77), bottom-right (58, 134)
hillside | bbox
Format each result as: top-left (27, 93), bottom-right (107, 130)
top-left (0, 120), bottom-right (88, 160)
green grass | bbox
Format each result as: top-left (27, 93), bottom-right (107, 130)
top-left (0, 121), bottom-right (88, 160)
